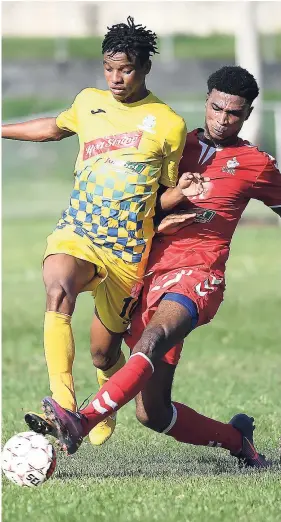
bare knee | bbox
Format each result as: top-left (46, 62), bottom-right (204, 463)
top-left (90, 318), bottom-right (122, 371)
top-left (91, 349), bottom-right (113, 371)
top-left (45, 281), bottom-right (77, 314)
top-left (90, 344), bottom-right (121, 371)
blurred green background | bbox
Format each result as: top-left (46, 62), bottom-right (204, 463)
top-left (3, 34), bottom-right (281, 60)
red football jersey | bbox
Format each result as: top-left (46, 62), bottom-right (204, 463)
top-left (147, 129), bottom-right (281, 276)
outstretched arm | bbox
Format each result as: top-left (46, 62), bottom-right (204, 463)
top-left (2, 117), bottom-right (74, 142)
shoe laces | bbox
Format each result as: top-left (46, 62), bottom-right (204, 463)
top-left (78, 392), bottom-right (95, 411)
top-left (78, 394), bottom-right (117, 423)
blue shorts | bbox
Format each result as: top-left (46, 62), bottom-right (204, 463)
top-left (162, 292), bottom-right (199, 329)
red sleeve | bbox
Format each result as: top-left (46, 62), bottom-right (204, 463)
top-left (249, 155), bottom-right (281, 210)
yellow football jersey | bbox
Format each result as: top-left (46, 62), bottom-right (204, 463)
top-left (56, 88), bottom-right (187, 263)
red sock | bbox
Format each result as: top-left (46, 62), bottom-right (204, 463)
top-left (81, 353), bottom-right (153, 435)
top-left (166, 402), bottom-right (242, 454)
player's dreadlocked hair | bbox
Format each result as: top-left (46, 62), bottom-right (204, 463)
top-left (207, 66), bottom-right (259, 105)
top-left (102, 16), bottom-right (158, 65)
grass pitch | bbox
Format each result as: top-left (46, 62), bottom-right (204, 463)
top-left (2, 139), bottom-right (281, 521)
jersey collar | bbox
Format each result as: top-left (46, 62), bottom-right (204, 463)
top-left (106, 90), bottom-right (154, 109)
top-left (196, 128), bottom-right (243, 150)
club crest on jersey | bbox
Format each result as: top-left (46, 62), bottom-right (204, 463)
top-left (138, 115), bottom-right (156, 134)
top-left (222, 157), bottom-right (239, 175)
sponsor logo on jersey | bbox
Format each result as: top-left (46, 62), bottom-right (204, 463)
top-left (138, 115), bottom-right (156, 134)
top-left (222, 157), bottom-right (240, 175)
top-left (124, 161), bottom-right (147, 174)
top-left (83, 131), bottom-right (143, 160)
top-left (194, 209), bottom-right (216, 223)
top-left (103, 158), bottom-right (147, 175)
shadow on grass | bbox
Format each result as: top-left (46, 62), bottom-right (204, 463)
top-left (54, 444), bottom-right (281, 480)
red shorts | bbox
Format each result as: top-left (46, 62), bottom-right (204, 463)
top-left (124, 266), bottom-right (225, 366)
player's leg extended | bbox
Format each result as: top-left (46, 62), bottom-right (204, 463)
top-left (88, 312), bottom-right (124, 446)
top-left (42, 299), bottom-right (193, 453)
top-left (135, 360), bottom-right (241, 453)
top-left (42, 295), bottom-right (270, 465)
top-left (25, 253), bottom-right (96, 433)
top-left (135, 356), bottom-right (269, 469)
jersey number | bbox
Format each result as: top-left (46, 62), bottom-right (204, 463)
top-left (120, 296), bottom-right (138, 320)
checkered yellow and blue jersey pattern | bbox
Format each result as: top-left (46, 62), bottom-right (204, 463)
top-left (56, 88), bottom-right (187, 263)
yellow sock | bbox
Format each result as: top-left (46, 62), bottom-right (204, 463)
top-left (97, 351), bottom-right (126, 388)
top-left (44, 311), bottom-right (76, 411)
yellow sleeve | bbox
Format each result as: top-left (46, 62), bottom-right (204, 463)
top-left (160, 118), bottom-right (187, 188)
top-left (56, 97), bottom-right (78, 133)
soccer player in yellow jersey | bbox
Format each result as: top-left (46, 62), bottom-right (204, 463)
top-left (2, 17), bottom-right (203, 445)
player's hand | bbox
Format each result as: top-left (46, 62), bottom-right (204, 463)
top-left (156, 211), bottom-right (197, 235)
top-left (178, 172), bottom-right (210, 198)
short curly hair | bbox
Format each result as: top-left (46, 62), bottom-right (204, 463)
top-left (207, 66), bottom-right (259, 105)
top-left (102, 16), bottom-right (158, 65)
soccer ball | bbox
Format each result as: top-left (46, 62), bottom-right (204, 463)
top-left (1, 431), bottom-right (56, 487)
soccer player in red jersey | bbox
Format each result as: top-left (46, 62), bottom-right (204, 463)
top-left (42, 66), bottom-right (280, 467)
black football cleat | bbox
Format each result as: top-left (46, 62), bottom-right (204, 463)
top-left (42, 397), bottom-right (84, 455)
top-left (25, 412), bottom-right (56, 436)
top-left (229, 413), bottom-right (271, 469)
